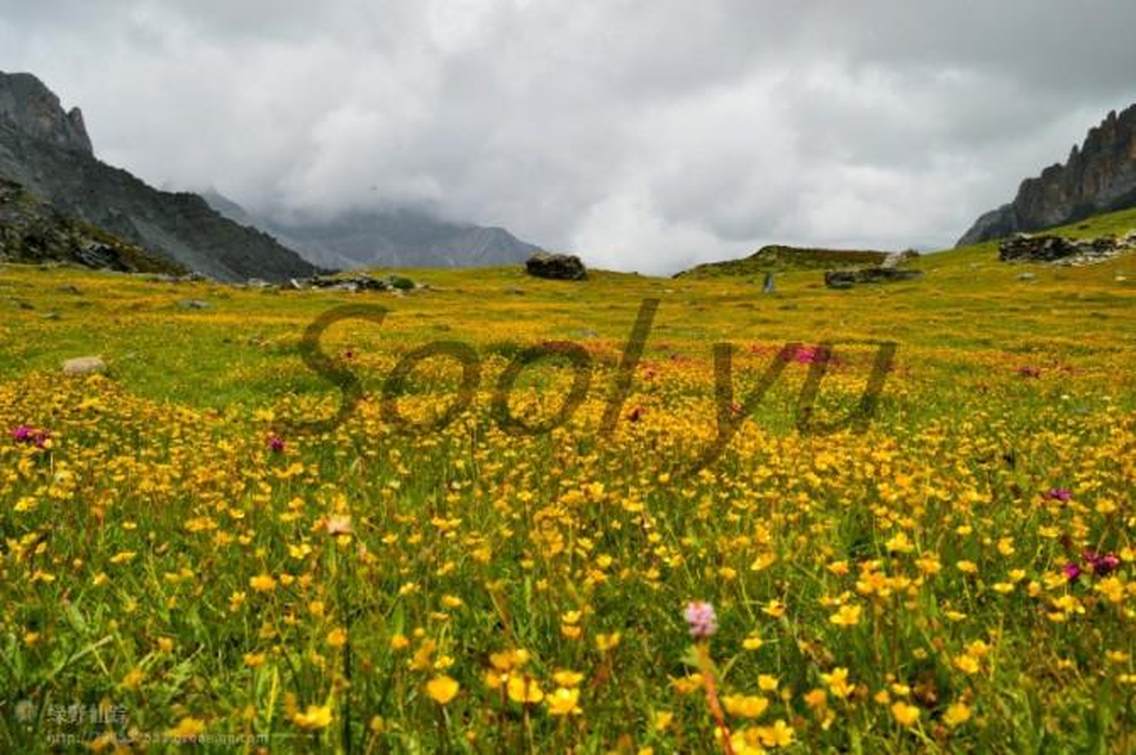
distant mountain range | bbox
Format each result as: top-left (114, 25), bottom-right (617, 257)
top-left (0, 71), bottom-right (542, 281)
top-left (201, 190), bottom-right (541, 271)
top-left (959, 103), bottom-right (1136, 246)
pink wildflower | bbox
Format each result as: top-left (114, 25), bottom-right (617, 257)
top-left (684, 601), bottom-right (718, 639)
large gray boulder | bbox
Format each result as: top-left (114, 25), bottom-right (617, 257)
top-left (525, 252), bottom-right (587, 280)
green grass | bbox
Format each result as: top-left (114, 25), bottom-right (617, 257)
top-left (673, 245), bottom-right (893, 279)
top-left (0, 206), bottom-right (1134, 752)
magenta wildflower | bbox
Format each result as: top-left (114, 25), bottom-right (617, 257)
top-left (10, 425), bottom-right (49, 448)
top-left (1083, 550), bottom-right (1121, 576)
top-left (785, 345), bottom-right (833, 365)
top-left (1063, 562), bottom-right (1082, 583)
top-left (1045, 487), bottom-right (1072, 502)
top-left (267, 434), bottom-right (285, 453)
top-left (794, 346), bottom-right (819, 364)
top-left (684, 601), bottom-right (718, 639)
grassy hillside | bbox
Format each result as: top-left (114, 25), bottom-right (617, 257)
top-left (675, 244), bottom-right (893, 279)
top-left (0, 213), bottom-right (1134, 751)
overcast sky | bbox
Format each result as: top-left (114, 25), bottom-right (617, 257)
top-left (2, 1), bottom-right (1135, 273)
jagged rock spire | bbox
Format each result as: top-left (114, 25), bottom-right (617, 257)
top-left (958, 103), bottom-right (1136, 246)
top-left (0, 71), bottom-right (93, 154)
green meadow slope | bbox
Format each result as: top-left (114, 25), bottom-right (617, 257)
top-left (0, 206), bottom-right (1134, 752)
top-left (674, 244), bottom-right (892, 278)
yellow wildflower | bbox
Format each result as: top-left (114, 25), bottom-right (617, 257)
top-left (546, 687), bottom-right (582, 716)
top-left (293, 705), bottom-right (333, 729)
top-left (507, 675), bottom-right (544, 704)
top-left (891, 701), bottom-right (920, 726)
top-left (425, 675), bottom-right (460, 705)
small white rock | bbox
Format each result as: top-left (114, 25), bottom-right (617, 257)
top-left (62, 356), bottom-right (107, 376)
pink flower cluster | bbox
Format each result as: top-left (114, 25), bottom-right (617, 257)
top-left (684, 601), bottom-right (718, 639)
top-left (10, 425), bottom-right (49, 448)
top-left (1064, 550), bottom-right (1121, 583)
top-left (787, 345), bottom-right (833, 365)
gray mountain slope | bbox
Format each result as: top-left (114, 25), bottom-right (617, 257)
top-left (0, 71), bottom-right (318, 282)
top-left (202, 191), bottom-right (542, 270)
top-left (958, 103), bottom-right (1136, 246)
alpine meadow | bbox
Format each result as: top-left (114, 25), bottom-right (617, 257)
top-left (3, 3), bottom-right (1136, 753)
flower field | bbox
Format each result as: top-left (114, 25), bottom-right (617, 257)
top-left (1, 218), bottom-right (1135, 752)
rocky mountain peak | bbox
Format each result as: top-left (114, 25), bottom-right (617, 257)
top-left (958, 103), bottom-right (1136, 246)
top-left (0, 71), bottom-right (93, 155)
top-left (0, 72), bottom-right (318, 281)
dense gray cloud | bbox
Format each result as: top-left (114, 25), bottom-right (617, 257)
top-left (1, 1), bottom-right (1134, 273)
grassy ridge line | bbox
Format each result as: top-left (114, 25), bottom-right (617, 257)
top-left (674, 245), bottom-right (893, 278)
top-left (674, 204), bottom-right (1136, 280)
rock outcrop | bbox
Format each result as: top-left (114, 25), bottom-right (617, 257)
top-left (0, 72), bottom-right (92, 154)
top-left (295, 273), bottom-right (417, 292)
top-left (998, 231), bottom-right (1136, 265)
top-left (0, 71), bottom-right (319, 282)
top-left (958, 104), bottom-right (1136, 246)
top-left (525, 252), bottom-right (587, 280)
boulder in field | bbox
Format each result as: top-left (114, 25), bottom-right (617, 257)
top-left (525, 252), bottom-right (587, 280)
top-left (62, 356), bottom-right (106, 375)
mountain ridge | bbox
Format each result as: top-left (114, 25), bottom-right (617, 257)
top-left (0, 71), bottom-right (318, 282)
top-left (958, 103), bottom-right (1136, 246)
top-left (202, 190), bottom-right (542, 271)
